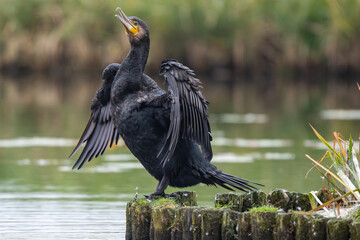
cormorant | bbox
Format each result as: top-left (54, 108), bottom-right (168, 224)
top-left (69, 8), bottom-right (263, 197)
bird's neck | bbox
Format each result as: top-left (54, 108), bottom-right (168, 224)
top-left (123, 38), bottom-right (150, 73)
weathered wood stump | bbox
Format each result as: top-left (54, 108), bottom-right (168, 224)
top-left (274, 212), bottom-right (295, 240)
top-left (126, 191), bottom-right (197, 240)
top-left (327, 219), bottom-right (351, 240)
top-left (221, 210), bottom-right (239, 240)
top-left (150, 207), bottom-right (175, 240)
top-left (350, 221), bottom-right (360, 240)
top-left (169, 191), bottom-right (197, 206)
top-left (292, 213), bottom-right (313, 239)
top-left (250, 211), bottom-right (277, 240)
top-left (268, 189), bottom-right (292, 211)
top-left (243, 190), bottom-right (267, 212)
top-left (238, 212), bottom-right (252, 240)
top-left (309, 216), bottom-right (330, 240)
top-left (291, 192), bottom-right (312, 212)
top-left (201, 209), bottom-right (224, 240)
top-left (215, 193), bottom-right (243, 211)
top-left (126, 201), bottom-right (152, 240)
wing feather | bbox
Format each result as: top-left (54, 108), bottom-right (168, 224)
top-left (158, 60), bottom-right (212, 166)
top-left (70, 63), bottom-right (121, 170)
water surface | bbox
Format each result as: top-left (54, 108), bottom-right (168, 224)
top-left (1, 73), bottom-right (359, 239)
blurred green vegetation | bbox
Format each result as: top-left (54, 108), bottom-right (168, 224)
top-left (0, 0), bottom-right (360, 74)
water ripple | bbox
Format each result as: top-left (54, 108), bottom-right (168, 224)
top-left (0, 193), bottom-right (127, 239)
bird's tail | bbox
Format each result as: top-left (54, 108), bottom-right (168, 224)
top-left (211, 171), bottom-right (264, 192)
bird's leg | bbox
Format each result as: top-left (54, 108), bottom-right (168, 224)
top-left (145, 175), bottom-right (170, 199)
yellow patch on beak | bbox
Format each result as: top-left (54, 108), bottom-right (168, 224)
top-left (115, 8), bottom-right (139, 35)
top-left (129, 26), bottom-right (138, 35)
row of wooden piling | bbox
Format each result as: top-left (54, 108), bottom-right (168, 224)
top-left (125, 190), bottom-right (360, 240)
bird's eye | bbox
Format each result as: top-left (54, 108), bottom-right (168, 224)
top-left (134, 21), bottom-right (138, 26)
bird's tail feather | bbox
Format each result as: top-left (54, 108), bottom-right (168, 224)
top-left (212, 172), bottom-right (264, 192)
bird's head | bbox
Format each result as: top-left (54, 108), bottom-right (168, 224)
top-left (115, 8), bottom-right (149, 45)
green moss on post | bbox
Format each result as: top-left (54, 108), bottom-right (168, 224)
top-left (251, 211), bottom-right (277, 239)
top-left (268, 189), bottom-right (292, 211)
top-left (214, 193), bottom-right (243, 211)
top-left (291, 192), bottom-right (311, 211)
top-left (169, 191), bottom-right (197, 206)
top-left (243, 190), bottom-right (267, 212)
top-left (274, 213), bottom-right (295, 240)
top-left (201, 209), bottom-right (224, 240)
top-left (327, 219), bottom-right (351, 240)
top-left (151, 207), bottom-right (176, 240)
top-left (350, 221), bottom-right (360, 239)
top-left (126, 201), bottom-right (152, 240)
top-left (238, 212), bottom-right (252, 240)
top-left (221, 210), bottom-right (239, 240)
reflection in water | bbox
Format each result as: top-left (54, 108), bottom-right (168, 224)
top-left (1, 73), bottom-right (360, 238)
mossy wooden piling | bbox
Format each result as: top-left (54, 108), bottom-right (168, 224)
top-left (126, 190), bottom-right (359, 240)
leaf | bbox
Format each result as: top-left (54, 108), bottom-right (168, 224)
top-left (334, 132), bottom-right (347, 160)
top-left (306, 154), bottom-right (359, 199)
top-left (337, 170), bottom-right (360, 200)
top-left (309, 124), bottom-right (340, 158)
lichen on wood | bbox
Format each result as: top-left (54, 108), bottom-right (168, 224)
top-left (238, 212), bottom-right (252, 240)
top-left (327, 219), bottom-right (351, 240)
top-left (250, 211), bottom-right (277, 239)
top-left (221, 210), bottom-right (239, 240)
top-left (201, 209), bottom-right (224, 240)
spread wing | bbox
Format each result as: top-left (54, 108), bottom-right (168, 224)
top-left (69, 63), bottom-right (121, 170)
top-left (158, 59), bottom-right (212, 166)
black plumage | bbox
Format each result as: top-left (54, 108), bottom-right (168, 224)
top-left (70, 8), bottom-right (263, 197)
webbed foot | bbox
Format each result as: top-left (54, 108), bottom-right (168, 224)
top-left (144, 191), bottom-right (165, 200)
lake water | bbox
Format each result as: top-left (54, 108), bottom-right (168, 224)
top-left (1, 73), bottom-right (359, 239)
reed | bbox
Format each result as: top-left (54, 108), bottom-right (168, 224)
top-left (1, 0), bottom-right (360, 74)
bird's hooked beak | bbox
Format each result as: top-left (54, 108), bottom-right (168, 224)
top-left (115, 8), bottom-right (138, 35)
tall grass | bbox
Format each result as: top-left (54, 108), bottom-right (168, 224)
top-left (306, 125), bottom-right (360, 214)
top-left (1, 0), bottom-right (360, 74)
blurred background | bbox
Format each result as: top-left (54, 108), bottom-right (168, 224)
top-left (1, 0), bottom-right (360, 239)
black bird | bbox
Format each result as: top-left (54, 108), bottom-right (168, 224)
top-left (69, 8), bottom-right (262, 197)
